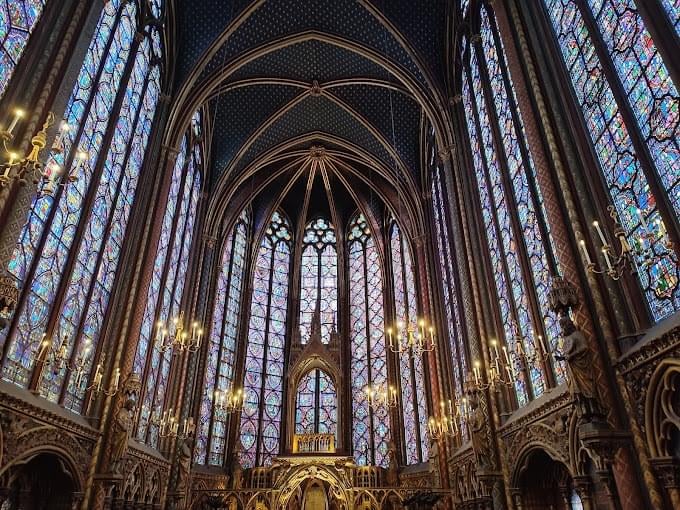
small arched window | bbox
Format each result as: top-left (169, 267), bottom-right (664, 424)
top-left (294, 368), bottom-right (337, 436)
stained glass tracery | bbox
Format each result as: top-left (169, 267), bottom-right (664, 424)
top-left (134, 123), bottom-right (202, 448)
top-left (390, 222), bottom-right (429, 465)
top-left (299, 218), bottom-right (337, 344)
top-left (294, 368), bottom-right (337, 436)
top-left (0, 0), bottom-right (47, 98)
top-left (240, 211), bottom-right (291, 468)
top-left (543, 0), bottom-right (680, 320)
top-left (195, 210), bottom-right (249, 466)
top-left (0, 0), bottom-right (165, 415)
top-left (348, 213), bottom-right (390, 467)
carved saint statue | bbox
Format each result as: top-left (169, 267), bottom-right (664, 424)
top-left (386, 441), bottom-right (399, 486)
top-left (176, 432), bottom-right (194, 494)
top-left (110, 397), bottom-right (135, 473)
top-left (468, 392), bottom-right (490, 469)
top-left (556, 315), bottom-right (603, 420)
top-left (231, 440), bottom-right (243, 489)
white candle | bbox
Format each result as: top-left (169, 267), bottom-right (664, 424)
top-left (602, 248), bottom-right (613, 271)
top-left (593, 221), bottom-right (608, 247)
top-left (7, 109), bottom-right (24, 134)
top-left (579, 240), bottom-right (593, 265)
top-left (502, 346), bottom-right (511, 364)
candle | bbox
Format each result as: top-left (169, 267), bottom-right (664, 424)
top-left (602, 248), bottom-right (613, 271)
top-left (491, 339), bottom-right (499, 360)
top-left (7, 152), bottom-right (17, 166)
top-left (593, 221), bottom-right (608, 247)
top-left (502, 346), bottom-right (510, 364)
top-left (506, 365), bottom-right (514, 381)
top-left (7, 109), bottom-right (24, 135)
top-left (448, 399), bottom-right (453, 416)
top-left (113, 367), bottom-right (120, 390)
top-left (579, 240), bottom-right (593, 265)
top-left (536, 335), bottom-right (546, 355)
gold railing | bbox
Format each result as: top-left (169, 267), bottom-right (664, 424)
top-left (292, 433), bottom-right (335, 453)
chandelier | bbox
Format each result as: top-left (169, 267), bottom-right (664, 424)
top-left (580, 205), bottom-right (674, 286)
top-left (428, 399), bottom-right (462, 440)
top-left (0, 110), bottom-right (81, 192)
top-left (151, 407), bottom-right (195, 439)
top-left (386, 318), bottom-right (436, 356)
top-left (364, 383), bottom-right (398, 414)
top-left (156, 312), bottom-right (203, 353)
top-left (214, 385), bottom-right (245, 414)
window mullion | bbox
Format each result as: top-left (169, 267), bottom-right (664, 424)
top-left (362, 242), bottom-right (377, 465)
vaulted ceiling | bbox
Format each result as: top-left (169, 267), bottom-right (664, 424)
top-left (167, 0), bottom-right (455, 236)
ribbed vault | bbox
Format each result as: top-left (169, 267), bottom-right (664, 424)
top-left (166, 0), bottom-right (454, 237)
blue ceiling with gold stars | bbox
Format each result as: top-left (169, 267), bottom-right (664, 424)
top-left (172, 0), bottom-right (448, 189)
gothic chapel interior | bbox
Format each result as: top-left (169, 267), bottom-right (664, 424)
top-left (0, 0), bottom-right (679, 509)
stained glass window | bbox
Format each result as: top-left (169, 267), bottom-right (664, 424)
top-left (0, 1), bottom-right (165, 414)
top-left (0, 0), bottom-right (47, 98)
top-left (194, 210), bottom-right (249, 466)
top-left (134, 123), bottom-right (202, 448)
top-left (390, 222), bottom-right (429, 465)
top-left (299, 218), bottom-right (337, 344)
top-left (240, 211), bottom-right (291, 468)
top-left (459, 5), bottom-right (568, 407)
top-left (348, 213), bottom-right (391, 467)
top-left (294, 368), bottom-right (337, 436)
top-left (543, 0), bottom-right (680, 321)
top-left (430, 164), bottom-right (469, 437)
top-left (660, 0), bottom-right (680, 36)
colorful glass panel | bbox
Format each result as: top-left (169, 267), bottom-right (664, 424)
top-left (544, 0), bottom-right (680, 320)
top-left (481, 9), bottom-right (564, 385)
top-left (195, 211), bottom-right (249, 466)
top-left (240, 212), bottom-right (291, 468)
top-left (463, 44), bottom-right (530, 405)
top-left (299, 218), bottom-right (337, 344)
top-left (348, 214), bottom-right (390, 467)
top-left (0, 0), bottom-right (46, 98)
top-left (294, 369), bottom-right (337, 436)
top-left (431, 165), bottom-right (470, 437)
top-left (661, 0), bottom-right (680, 35)
top-left (391, 223), bottom-right (428, 465)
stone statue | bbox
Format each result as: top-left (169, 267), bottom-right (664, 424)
top-left (386, 441), bottom-right (399, 486)
top-left (110, 374), bottom-right (141, 473)
top-left (555, 315), bottom-right (604, 420)
top-left (231, 441), bottom-right (243, 489)
top-left (468, 392), bottom-right (491, 469)
top-left (110, 397), bottom-right (135, 473)
top-left (176, 432), bottom-right (194, 494)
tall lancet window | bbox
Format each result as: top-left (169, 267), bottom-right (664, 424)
top-left (431, 164), bottom-right (468, 438)
top-left (390, 222), bottom-right (429, 465)
top-left (134, 112), bottom-right (202, 448)
top-left (195, 209), bottom-right (249, 466)
top-left (348, 213), bottom-right (390, 467)
top-left (0, 0), bottom-right (164, 414)
top-left (543, 0), bottom-right (680, 320)
top-left (294, 368), bottom-right (337, 436)
top-left (299, 218), bottom-right (337, 344)
top-left (460, 4), bottom-right (565, 407)
top-left (1, 1), bottom-right (47, 98)
top-left (240, 211), bottom-right (292, 468)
